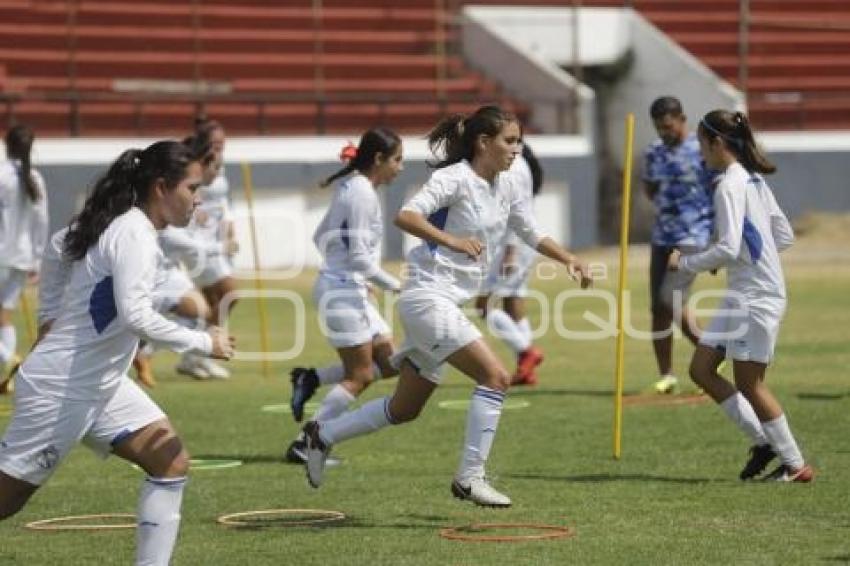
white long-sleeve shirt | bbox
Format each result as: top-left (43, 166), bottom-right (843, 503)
top-left (159, 225), bottom-right (224, 270)
top-left (680, 162), bottom-right (794, 308)
top-left (189, 170), bottom-right (232, 242)
top-left (0, 159), bottom-right (48, 271)
top-left (313, 173), bottom-right (401, 292)
top-left (37, 227), bottom-right (71, 325)
top-left (20, 208), bottom-right (212, 401)
top-left (402, 159), bottom-right (546, 304)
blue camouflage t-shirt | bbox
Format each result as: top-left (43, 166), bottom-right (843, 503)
top-left (642, 133), bottom-right (714, 247)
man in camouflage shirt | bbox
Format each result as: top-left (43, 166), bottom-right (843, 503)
top-left (642, 96), bottom-right (715, 394)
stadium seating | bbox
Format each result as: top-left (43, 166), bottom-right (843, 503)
top-left (1, 0), bottom-right (848, 134)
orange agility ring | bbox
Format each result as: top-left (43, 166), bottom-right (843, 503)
top-left (25, 513), bottom-right (136, 531)
top-left (439, 522), bottom-right (575, 542)
top-left (217, 508), bottom-right (346, 528)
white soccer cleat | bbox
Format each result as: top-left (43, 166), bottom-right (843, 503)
top-left (304, 421), bottom-right (331, 488)
top-left (199, 357), bottom-right (230, 379)
top-left (653, 374), bottom-right (679, 394)
top-left (176, 353), bottom-right (210, 380)
top-left (451, 476), bottom-right (512, 508)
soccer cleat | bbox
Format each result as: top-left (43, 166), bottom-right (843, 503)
top-left (451, 476), bottom-right (512, 508)
top-left (512, 346), bottom-right (544, 385)
top-left (132, 353), bottom-right (157, 388)
top-left (199, 357), bottom-right (230, 379)
top-left (304, 421), bottom-right (331, 488)
top-left (739, 444), bottom-right (777, 480)
top-left (762, 463), bottom-right (814, 483)
top-left (653, 374), bottom-right (679, 394)
top-left (284, 436), bottom-right (341, 467)
top-left (290, 367), bottom-right (319, 422)
top-left (176, 353), bottom-right (210, 380)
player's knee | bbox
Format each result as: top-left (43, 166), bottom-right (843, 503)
top-left (168, 448), bottom-right (191, 477)
top-left (688, 358), bottom-right (710, 386)
top-left (387, 400), bottom-right (421, 424)
top-left (484, 368), bottom-right (511, 392)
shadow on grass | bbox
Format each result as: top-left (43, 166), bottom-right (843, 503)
top-left (797, 392), bottom-right (849, 401)
top-left (506, 472), bottom-right (714, 484)
top-left (821, 555), bottom-right (850, 563)
top-left (194, 454), bottom-right (284, 464)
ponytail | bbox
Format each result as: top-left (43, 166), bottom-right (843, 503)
top-left (427, 105), bottom-right (517, 169)
top-left (64, 140), bottom-right (195, 260)
top-left (320, 128), bottom-right (401, 188)
top-left (698, 110), bottom-right (776, 175)
top-left (521, 143), bottom-right (544, 195)
top-left (4, 124), bottom-right (40, 202)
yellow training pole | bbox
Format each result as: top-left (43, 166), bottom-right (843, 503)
top-left (19, 286), bottom-right (36, 345)
top-left (240, 162), bottom-right (271, 380)
top-left (613, 113), bottom-right (635, 460)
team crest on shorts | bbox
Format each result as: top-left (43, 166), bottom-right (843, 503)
top-left (35, 445), bottom-right (59, 470)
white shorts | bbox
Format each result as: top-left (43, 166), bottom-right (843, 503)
top-left (313, 275), bottom-right (391, 349)
top-left (0, 267), bottom-right (27, 310)
top-left (0, 375), bottom-right (165, 485)
top-left (699, 293), bottom-right (785, 364)
top-left (190, 253), bottom-right (233, 288)
top-left (152, 267), bottom-right (194, 313)
top-left (391, 290), bottom-right (482, 383)
top-left (481, 244), bottom-right (537, 298)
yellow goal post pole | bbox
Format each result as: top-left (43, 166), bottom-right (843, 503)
top-left (240, 162), bottom-right (272, 380)
top-left (613, 112), bottom-right (635, 460)
top-left (19, 284), bottom-right (37, 346)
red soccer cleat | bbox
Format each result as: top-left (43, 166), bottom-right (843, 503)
top-left (512, 346), bottom-right (544, 386)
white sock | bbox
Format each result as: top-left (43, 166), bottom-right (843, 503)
top-left (136, 476), bottom-right (186, 566)
top-left (720, 393), bottom-right (768, 445)
top-left (0, 324), bottom-right (16, 363)
top-left (312, 384), bottom-right (356, 422)
top-left (316, 364), bottom-right (345, 385)
top-left (320, 397), bottom-right (394, 445)
top-left (457, 386), bottom-right (505, 482)
top-left (762, 414), bottom-right (805, 470)
top-left (518, 317), bottom-right (532, 344)
top-left (486, 309), bottom-right (531, 354)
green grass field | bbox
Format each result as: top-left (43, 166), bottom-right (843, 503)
top-left (1, 244), bottom-right (848, 565)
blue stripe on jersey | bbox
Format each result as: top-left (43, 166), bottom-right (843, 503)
top-left (340, 219), bottom-right (350, 250)
top-left (426, 207), bottom-right (450, 252)
top-left (89, 276), bottom-right (117, 333)
top-left (742, 216), bottom-right (763, 263)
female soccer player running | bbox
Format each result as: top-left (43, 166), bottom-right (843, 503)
top-left (669, 110), bottom-right (812, 482)
top-left (286, 129), bottom-right (404, 463)
top-left (304, 106), bottom-right (592, 507)
top-left (477, 144), bottom-right (545, 385)
top-left (0, 141), bottom-right (234, 565)
top-left (0, 125), bottom-right (48, 393)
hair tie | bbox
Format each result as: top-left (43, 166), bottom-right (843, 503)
top-left (339, 142), bottom-right (357, 163)
top-left (456, 119), bottom-right (465, 138)
top-left (700, 118), bottom-right (744, 151)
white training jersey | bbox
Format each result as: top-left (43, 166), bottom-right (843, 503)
top-left (313, 173), bottom-right (401, 292)
top-left (20, 208), bottom-right (212, 401)
top-left (189, 170), bottom-right (231, 242)
top-left (680, 162), bottom-right (794, 308)
top-left (37, 227), bottom-right (71, 325)
top-left (401, 159), bottom-right (545, 304)
top-left (0, 159), bottom-right (48, 271)
top-left (158, 225), bottom-right (224, 270)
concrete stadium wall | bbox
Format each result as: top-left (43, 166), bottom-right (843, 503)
top-left (19, 135), bottom-right (596, 270)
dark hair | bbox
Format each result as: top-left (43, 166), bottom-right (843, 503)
top-left (64, 140), bottom-right (196, 260)
top-left (427, 105), bottom-right (518, 169)
top-left (321, 127), bottom-right (402, 188)
top-left (182, 133), bottom-right (214, 166)
top-left (649, 96), bottom-right (684, 120)
top-left (521, 143), bottom-right (544, 196)
top-left (4, 125), bottom-right (40, 202)
top-left (698, 110), bottom-right (776, 175)
top-left (194, 115), bottom-right (224, 139)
